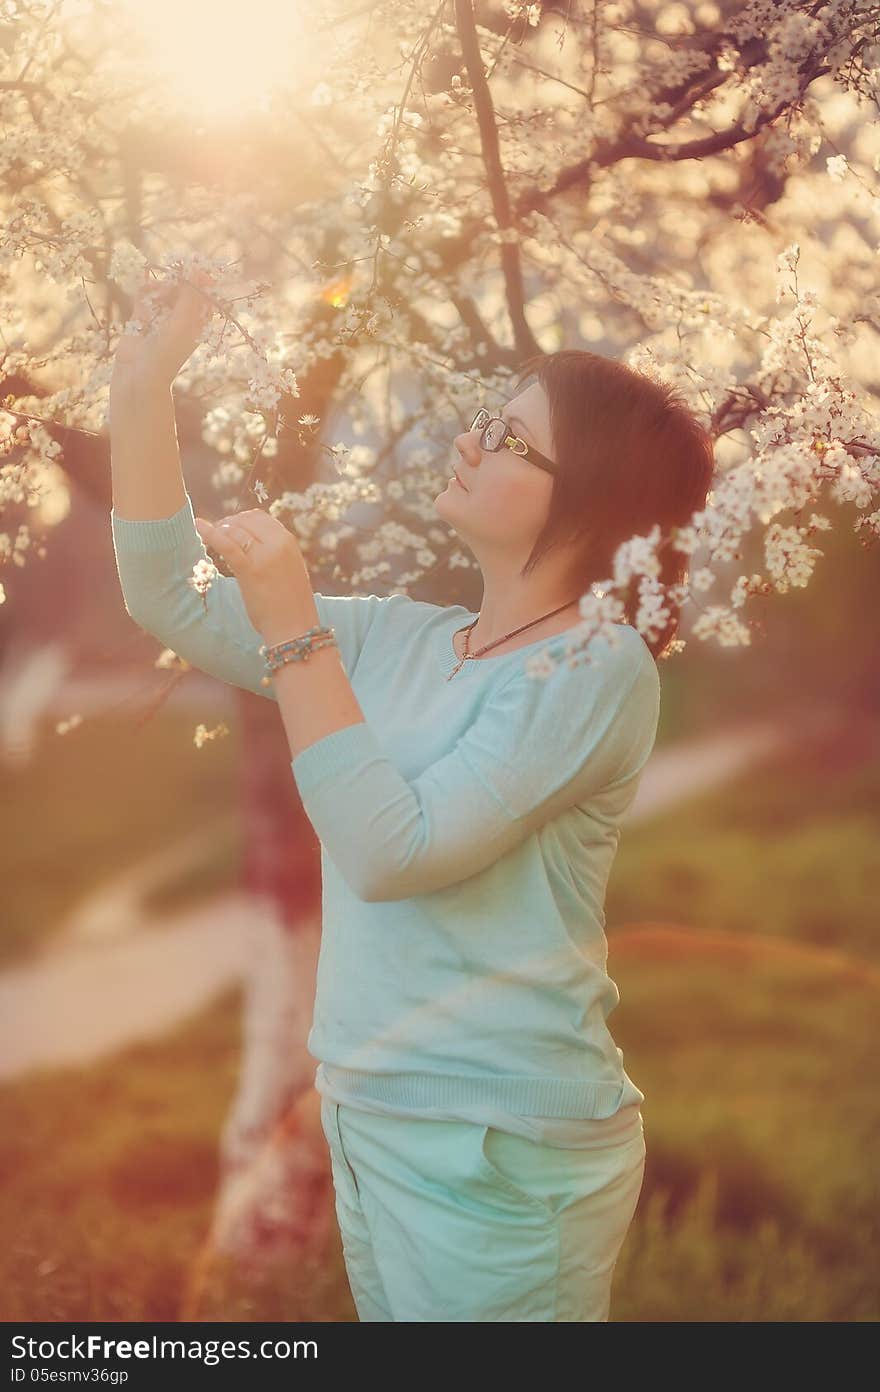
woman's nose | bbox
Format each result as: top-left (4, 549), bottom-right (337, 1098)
top-left (454, 429), bottom-right (481, 461)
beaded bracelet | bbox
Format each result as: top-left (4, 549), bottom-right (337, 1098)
top-left (258, 625), bottom-right (338, 687)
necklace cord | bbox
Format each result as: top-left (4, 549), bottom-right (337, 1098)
top-left (447, 598), bottom-right (581, 681)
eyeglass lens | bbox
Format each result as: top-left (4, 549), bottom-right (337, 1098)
top-left (470, 409), bottom-right (507, 450)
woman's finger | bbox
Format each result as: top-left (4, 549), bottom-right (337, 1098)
top-left (195, 516), bottom-right (257, 565)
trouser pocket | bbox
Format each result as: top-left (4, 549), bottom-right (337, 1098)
top-left (475, 1125), bottom-right (557, 1218)
top-left (474, 1119), bottom-right (646, 1223)
top-left (320, 1096), bottom-right (361, 1197)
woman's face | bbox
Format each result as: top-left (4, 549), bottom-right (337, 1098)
top-left (435, 382), bottom-right (556, 560)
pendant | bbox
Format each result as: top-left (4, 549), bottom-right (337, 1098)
top-left (447, 654), bottom-right (469, 680)
top-left (448, 620), bottom-right (477, 679)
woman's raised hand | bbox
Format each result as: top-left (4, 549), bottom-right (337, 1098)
top-left (111, 266), bottom-right (218, 393)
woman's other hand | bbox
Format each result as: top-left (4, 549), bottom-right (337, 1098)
top-left (193, 508), bottom-right (316, 643)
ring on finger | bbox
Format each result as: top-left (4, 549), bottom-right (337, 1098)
top-left (218, 523), bottom-right (254, 553)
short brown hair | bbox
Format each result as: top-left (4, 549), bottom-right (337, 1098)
top-left (514, 349), bottom-right (715, 662)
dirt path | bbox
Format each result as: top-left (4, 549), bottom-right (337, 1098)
top-left (0, 711), bottom-right (827, 1081)
top-left (0, 891), bottom-right (269, 1080)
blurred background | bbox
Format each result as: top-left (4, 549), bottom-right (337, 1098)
top-left (1, 0), bottom-right (878, 1323)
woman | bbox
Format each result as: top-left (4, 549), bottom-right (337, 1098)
top-left (109, 275), bottom-right (714, 1321)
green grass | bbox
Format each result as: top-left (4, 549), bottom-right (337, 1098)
top-left (607, 711), bottom-right (880, 963)
top-left (0, 986), bottom-right (354, 1322)
top-left (0, 988), bottom-right (242, 1322)
top-left (606, 927), bottom-right (879, 1320)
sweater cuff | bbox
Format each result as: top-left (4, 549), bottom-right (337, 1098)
top-left (291, 719), bottom-right (380, 798)
top-left (110, 493), bottom-right (199, 553)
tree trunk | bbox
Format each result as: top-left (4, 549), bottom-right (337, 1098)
top-left (207, 690), bottom-right (330, 1265)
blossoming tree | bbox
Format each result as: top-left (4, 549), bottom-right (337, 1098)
top-left (2, 0), bottom-right (879, 1280)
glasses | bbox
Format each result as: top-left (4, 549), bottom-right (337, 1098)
top-left (468, 408), bottom-right (557, 476)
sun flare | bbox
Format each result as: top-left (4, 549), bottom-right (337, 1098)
top-left (118, 0), bottom-right (312, 119)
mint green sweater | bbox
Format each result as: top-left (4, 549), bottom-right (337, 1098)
top-left (111, 494), bottom-right (660, 1146)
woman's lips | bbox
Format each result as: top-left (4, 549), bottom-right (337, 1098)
top-left (452, 469), bottom-right (469, 491)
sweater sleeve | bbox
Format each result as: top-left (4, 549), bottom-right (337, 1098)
top-left (290, 630), bottom-right (660, 902)
top-left (110, 492), bottom-right (386, 700)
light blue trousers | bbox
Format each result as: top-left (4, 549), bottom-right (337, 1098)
top-left (320, 1096), bottom-right (646, 1321)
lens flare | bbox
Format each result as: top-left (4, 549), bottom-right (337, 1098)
top-left (116, 0), bottom-right (312, 119)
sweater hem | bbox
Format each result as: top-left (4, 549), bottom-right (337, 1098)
top-left (318, 1064), bottom-right (628, 1119)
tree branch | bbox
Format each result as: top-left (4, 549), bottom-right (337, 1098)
top-left (453, 0), bottom-right (542, 361)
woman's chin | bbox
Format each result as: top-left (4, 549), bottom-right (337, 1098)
top-left (433, 490), bottom-right (464, 529)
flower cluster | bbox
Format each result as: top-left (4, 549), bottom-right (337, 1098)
top-left (188, 557), bottom-right (219, 603)
top-left (193, 722), bottom-right (230, 750)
